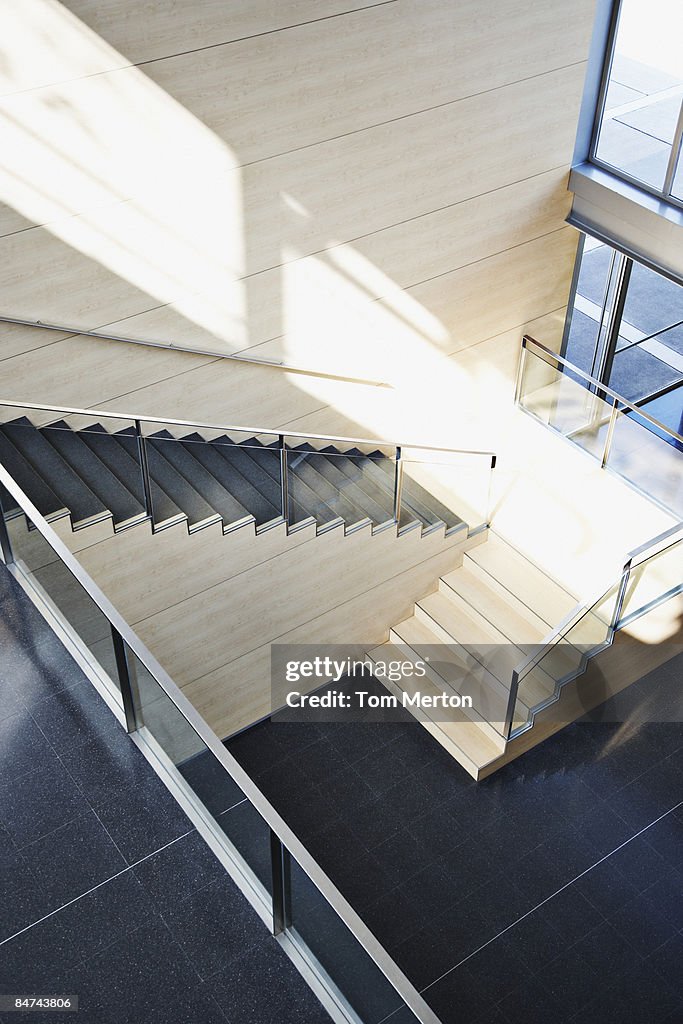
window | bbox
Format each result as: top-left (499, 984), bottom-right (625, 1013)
top-left (563, 234), bottom-right (683, 408)
top-left (591, 0), bottom-right (683, 204)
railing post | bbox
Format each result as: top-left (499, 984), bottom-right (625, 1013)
top-left (135, 420), bottom-right (154, 527)
top-left (279, 435), bottom-right (289, 529)
top-left (0, 489), bottom-right (14, 565)
top-left (486, 454), bottom-right (497, 528)
top-left (393, 446), bottom-right (403, 529)
top-left (610, 560), bottom-right (632, 634)
top-left (601, 400), bottom-right (619, 468)
top-left (513, 337), bottom-right (529, 406)
top-left (270, 830), bottom-right (291, 936)
top-left (503, 669), bottom-right (519, 740)
top-left (111, 625), bottom-right (138, 733)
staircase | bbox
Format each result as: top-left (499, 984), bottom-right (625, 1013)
top-left (367, 532), bottom-right (579, 778)
top-left (0, 416), bottom-right (467, 540)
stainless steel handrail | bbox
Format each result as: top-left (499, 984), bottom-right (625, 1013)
top-left (0, 314), bottom-right (390, 389)
top-left (0, 460), bottom-right (441, 1024)
top-left (504, 518), bottom-right (683, 736)
top-left (0, 396), bottom-right (496, 459)
top-left (521, 335), bottom-right (683, 446)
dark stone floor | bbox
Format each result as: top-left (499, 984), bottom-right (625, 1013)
top-left (0, 565), bottom-right (330, 1024)
top-left (228, 660), bottom-right (683, 1024)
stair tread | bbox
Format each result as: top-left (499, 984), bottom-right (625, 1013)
top-left (152, 431), bottom-right (254, 531)
top-left (239, 441), bottom-right (342, 530)
top-left (84, 425), bottom-right (184, 529)
top-left (367, 641), bottom-right (506, 769)
top-left (349, 449), bottom-right (449, 532)
top-left (297, 444), bottom-right (392, 528)
top-left (467, 533), bottom-right (577, 627)
top-left (2, 418), bottom-right (108, 527)
top-left (42, 422), bottom-right (145, 528)
top-left (390, 613), bottom-right (523, 725)
top-left (372, 452), bottom-right (465, 531)
top-left (440, 562), bottom-right (551, 650)
top-left (208, 436), bottom-right (291, 527)
top-left (147, 434), bottom-right (222, 529)
top-left (0, 430), bottom-right (67, 520)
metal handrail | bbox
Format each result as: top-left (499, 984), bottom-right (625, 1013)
top-left (504, 518), bottom-right (683, 736)
top-left (0, 314), bottom-right (390, 389)
top-left (0, 459), bottom-right (441, 1024)
top-left (521, 335), bottom-right (683, 446)
top-left (0, 396), bottom-right (496, 459)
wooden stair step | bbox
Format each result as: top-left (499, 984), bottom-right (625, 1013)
top-left (389, 613), bottom-right (524, 734)
top-left (439, 561), bottom-right (550, 651)
top-left (466, 531), bottom-right (577, 627)
top-left (367, 642), bottom-right (504, 779)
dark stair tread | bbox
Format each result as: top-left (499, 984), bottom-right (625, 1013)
top-left (42, 422), bottom-right (146, 529)
top-left (84, 425), bottom-right (185, 529)
top-left (0, 430), bottom-right (67, 520)
top-left (151, 431), bottom-right (254, 531)
top-left (349, 447), bottom-right (455, 531)
top-left (202, 435), bottom-right (284, 528)
top-left (2, 418), bottom-right (109, 527)
top-left (146, 434), bottom-right (222, 530)
top-left (321, 444), bottom-right (423, 532)
top-left (242, 441), bottom-right (344, 530)
top-left (295, 443), bottom-right (391, 528)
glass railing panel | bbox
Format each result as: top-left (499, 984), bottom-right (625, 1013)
top-left (518, 349), bottom-right (613, 460)
top-left (140, 426), bottom-right (284, 532)
top-left (125, 644), bottom-right (274, 899)
top-left (401, 450), bottom-right (492, 535)
top-left (288, 853), bottom-right (420, 1024)
top-left (1, 498), bottom-right (123, 708)
top-left (606, 406), bottom-right (683, 515)
top-left (619, 540), bottom-right (683, 636)
top-left (512, 583), bottom-right (619, 733)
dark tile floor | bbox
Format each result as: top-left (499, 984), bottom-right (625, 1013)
top-left (0, 565), bottom-right (330, 1024)
top-left (227, 660), bottom-right (683, 1024)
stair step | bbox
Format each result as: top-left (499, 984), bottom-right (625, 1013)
top-left (348, 449), bottom-right (447, 535)
top-left (371, 452), bottom-right (465, 533)
top-left (320, 444), bottom-right (406, 531)
top-left (2, 418), bottom-right (109, 529)
top-left (147, 433), bottom-right (223, 531)
top-left (416, 590), bottom-right (554, 708)
top-left (152, 431), bottom-right (254, 533)
top-left (389, 613), bottom-right (524, 733)
top-left (439, 562), bottom-right (550, 651)
top-left (293, 443), bottom-right (384, 529)
top-left (466, 532), bottom-right (577, 627)
top-left (42, 422), bottom-right (146, 530)
top-left (208, 436), bottom-right (288, 530)
top-left (367, 641), bottom-right (504, 778)
top-left (82, 424), bottom-right (185, 531)
top-left (239, 441), bottom-right (343, 532)
top-left (0, 430), bottom-right (68, 522)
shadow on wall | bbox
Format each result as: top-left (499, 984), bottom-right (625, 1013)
top-left (0, 1), bottom-right (578, 423)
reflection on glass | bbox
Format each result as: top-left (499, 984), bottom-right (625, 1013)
top-left (594, 0), bottom-right (683, 191)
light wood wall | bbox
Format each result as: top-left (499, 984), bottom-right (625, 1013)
top-left (0, 0), bottom-right (598, 737)
top-left (0, 0), bottom-right (595, 380)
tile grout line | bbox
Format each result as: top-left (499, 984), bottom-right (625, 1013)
top-left (0, 828), bottom-right (195, 950)
top-left (418, 797), bottom-right (683, 997)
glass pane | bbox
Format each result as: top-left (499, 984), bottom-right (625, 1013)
top-left (620, 261), bottom-right (683, 339)
top-left (608, 342), bottom-right (682, 402)
top-left (401, 452), bottom-right (487, 534)
top-left (286, 443), bottom-right (398, 533)
top-left (673, 147), bottom-right (683, 199)
top-left (519, 351), bottom-right (613, 461)
top-left (128, 646), bottom-right (273, 897)
top-left (512, 584), bottom-right (618, 732)
top-left (607, 407), bottom-right (683, 515)
top-left (288, 853), bottom-right (419, 1024)
top-left (145, 430), bottom-right (283, 532)
top-left (5, 507), bottom-right (122, 706)
top-left (618, 542), bottom-right (683, 648)
top-left (595, 0), bottom-right (683, 190)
